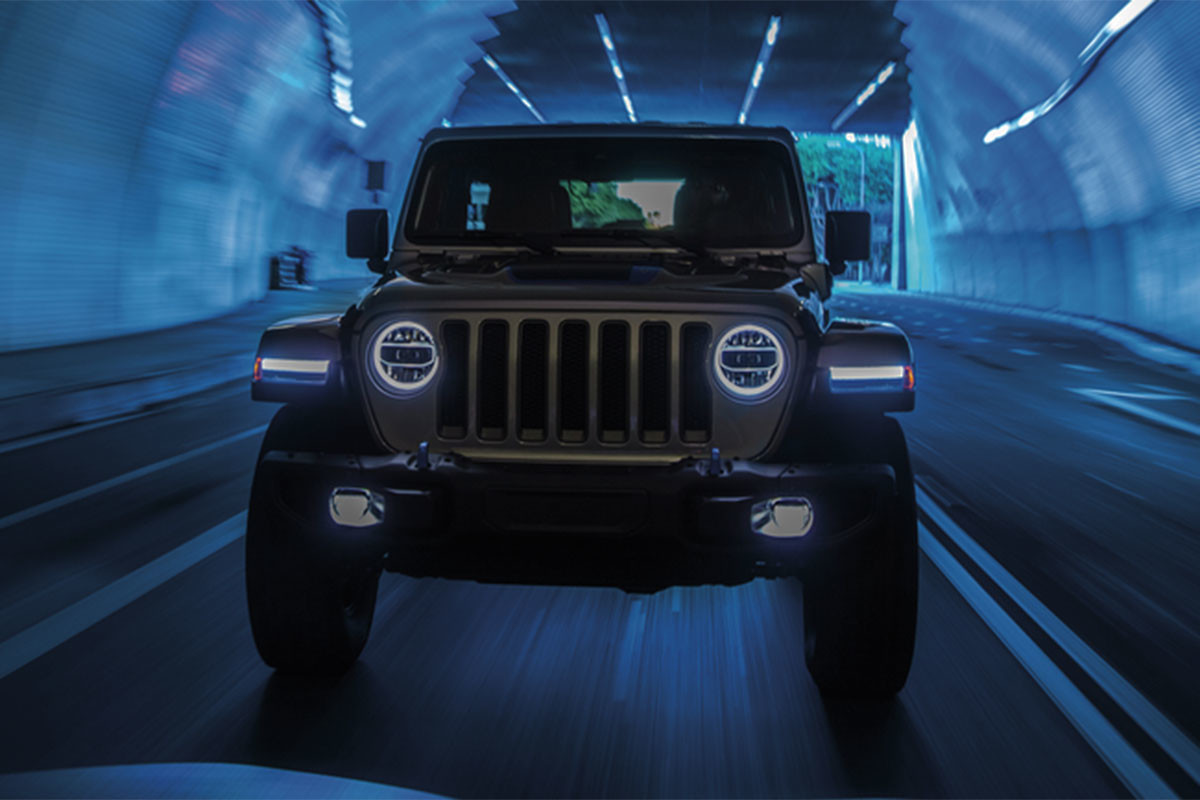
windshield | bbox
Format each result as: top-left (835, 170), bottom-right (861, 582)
top-left (405, 136), bottom-right (805, 249)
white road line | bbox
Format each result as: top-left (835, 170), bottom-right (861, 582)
top-left (1070, 388), bottom-right (1200, 438)
top-left (0, 409), bottom-right (162, 456)
top-left (0, 425), bottom-right (268, 531)
top-left (1010, 348), bottom-right (1039, 356)
top-left (1064, 363), bottom-right (1101, 373)
top-left (919, 525), bottom-right (1174, 798)
top-left (0, 513), bottom-right (246, 681)
top-left (1084, 471), bottom-right (1146, 502)
top-left (1137, 384), bottom-right (1187, 397)
top-left (918, 486), bottom-right (1200, 789)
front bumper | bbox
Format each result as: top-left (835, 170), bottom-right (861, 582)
top-left (255, 449), bottom-right (897, 589)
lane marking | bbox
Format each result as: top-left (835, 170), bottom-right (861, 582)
top-left (1084, 471), bottom-right (1146, 502)
top-left (0, 383), bottom-right (249, 457)
top-left (1010, 348), bottom-right (1039, 356)
top-left (0, 425), bottom-right (267, 531)
top-left (1136, 384), bottom-right (1187, 396)
top-left (1086, 389), bottom-right (1189, 402)
top-left (919, 525), bottom-right (1174, 798)
top-left (918, 486), bottom-right (1200, 789)
top-left (1065, 363), bottom-right (1101, 373)
top-left (0, 409), bottom-right (163, 456)
top-left (0, 513), bottom-right (245, 681)
top-left (1070, 388), bottom-right (1200, 439)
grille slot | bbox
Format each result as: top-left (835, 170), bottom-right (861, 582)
top-left (598, 322), bottom-right (629, 442)
top-left (477, 320), bottom-right (508, 440)
top-left (680, 323), bottom-right (712, 442)
top-left (438, 321), bottom-right (469, 438)
top-left (639, 323), bottom-right (671, 443)
top-left (517, 321), bottom-right (548, 441)
top-left (431, 317), bottom-right (716, 449)
top-left (559, 321), bottom-right (589, 442)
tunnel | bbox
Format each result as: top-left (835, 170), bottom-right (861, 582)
top-left (0, 1), bottom-right (1198, 797)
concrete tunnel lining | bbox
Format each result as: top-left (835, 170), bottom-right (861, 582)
top-left (0, 0), bottom-right (1197, 350)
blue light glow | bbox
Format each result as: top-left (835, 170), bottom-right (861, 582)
top-left (832, 60), bottom-right (898, 131)
top-left (982, 0), bottom-right (1158, 143)
top-left (594, 13), bottom-right (637, 122)
top-left (481, 52), bottom-right (546, 123)
top-left (736, 15), bottom-right (782, 125)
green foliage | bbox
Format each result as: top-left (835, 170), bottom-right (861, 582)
top-left (794, 135), bottom-right (894, 208)
top-left (561, 180), bottom-right (646, 228)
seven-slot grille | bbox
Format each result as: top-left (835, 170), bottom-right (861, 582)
top-left (436, 318), bottom-right (713, 446)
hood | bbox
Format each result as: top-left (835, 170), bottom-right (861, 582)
top-left (355, 261), bottom-right (812, 322)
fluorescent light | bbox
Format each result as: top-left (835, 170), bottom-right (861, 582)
top-left (481, 52), bottom-right (546, 123)
top-left (983, 0), bottom-right (1157, 144)
top-left (831, 60), bottom-right (898, 131)
top-left (765, 16), bottom-right (780, 47)
top-left (594, 13), bottom-right (637, 122)
top-left (737, 15), bottom-right (782, 125)
top-left (829, 366), bottom-right (905, 381)
top-left (260, 358), bottom-right (330, 376)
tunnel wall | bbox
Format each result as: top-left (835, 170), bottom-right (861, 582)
top-left (0, 0), bottom-right (510, 352)
top-left (896, 0), bottom-right (1200, 350)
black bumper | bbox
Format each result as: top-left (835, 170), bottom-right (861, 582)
top-left (254, 450), bottom-right (897, 590)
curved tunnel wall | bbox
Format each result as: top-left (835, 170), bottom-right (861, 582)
top-left (896, 0), bottom-right (1200, 349)
top-left (0, 0), bottom-right (510, 351)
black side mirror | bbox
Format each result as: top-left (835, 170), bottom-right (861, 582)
top-left (824, 210), bottom-right (871, 276)
top-left (346, 209), bottom-right (389, 273)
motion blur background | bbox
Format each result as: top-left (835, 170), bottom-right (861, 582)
top-left (1, 1), bottom-right (1198, 797)
top-left (3, 0), bottom-right (1199, 350)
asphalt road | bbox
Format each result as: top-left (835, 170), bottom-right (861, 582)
top-left (0, 287), bottom-right (1196, 798)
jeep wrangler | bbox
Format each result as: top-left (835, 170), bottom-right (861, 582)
top-left (246, 124), bottom-right (917, 697)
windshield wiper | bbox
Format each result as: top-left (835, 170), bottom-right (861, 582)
top-left (560, 229), bottom-right (711, 259)
top-left (462, 232), bottom-right (559, 256)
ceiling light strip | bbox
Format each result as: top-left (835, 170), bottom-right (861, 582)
top-left (737, 16), bottom-right (782, 125)
top-left (481, 53), bottom-right (546, 123)
top-left (594, 13), bottom-right (637, 123)
top-left (831, 60), bottom-right (897, 131)
top-left (982, 0), bottom-right (1157, 144)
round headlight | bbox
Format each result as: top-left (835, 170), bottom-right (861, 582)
top-left (713, 323), bottom-right (786, 400)
top-left (370, 321), bottom-right (439, 394)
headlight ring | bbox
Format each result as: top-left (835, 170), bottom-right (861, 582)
top-left (370, 320), bottom-right (439, 395)
top-left (713, 323), bottom-right (786, 400)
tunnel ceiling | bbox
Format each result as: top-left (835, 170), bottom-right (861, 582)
top-left (450, 1), bottom-right (910, 134)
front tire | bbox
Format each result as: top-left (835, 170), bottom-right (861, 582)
top-left (799, 416), bottom-right (918, 698)
top-left (245, 405), bottom-right (382, 675)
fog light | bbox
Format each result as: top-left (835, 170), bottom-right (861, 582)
top-left (751, 497), bottom-right (813, 538)
top-left (329, 487), bottom-right (385, 528)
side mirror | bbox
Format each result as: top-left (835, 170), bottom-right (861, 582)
top-left (824, 210), bottom-right (871, 276)
top-left (346, 209), bottom-right (389, 273)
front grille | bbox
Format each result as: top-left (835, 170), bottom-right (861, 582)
top-left (437, 317), bottom-right (713, 447)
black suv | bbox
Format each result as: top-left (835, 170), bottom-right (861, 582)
top-left (247, 124), bottom-right (918, 697)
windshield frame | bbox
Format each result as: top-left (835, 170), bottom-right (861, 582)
top-left (393, 127), bottom-right (813, 260)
